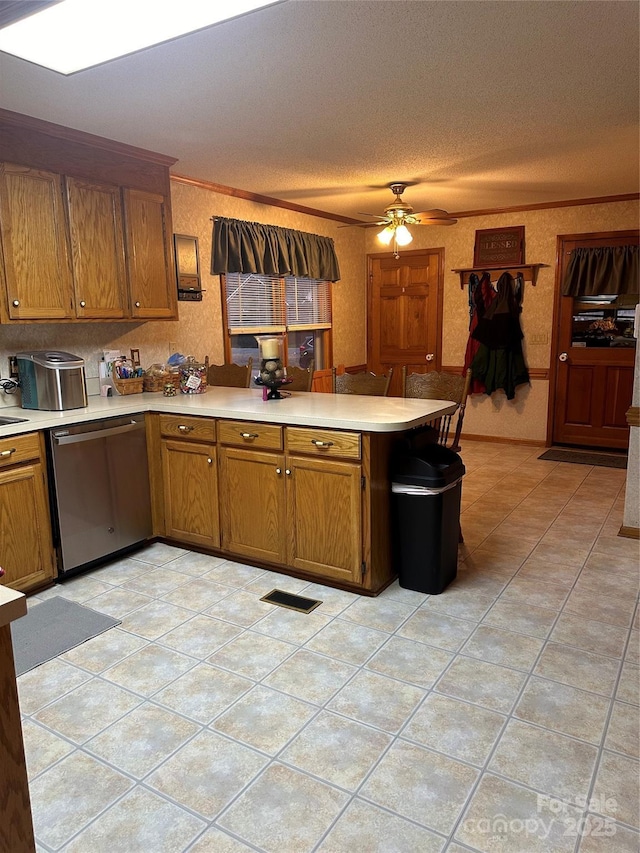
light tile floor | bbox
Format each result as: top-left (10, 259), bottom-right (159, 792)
top-left (17, 439), bottom-right (639, 853)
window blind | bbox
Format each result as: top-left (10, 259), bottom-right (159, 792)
top-left (225, 273), bottom-right (331, 333)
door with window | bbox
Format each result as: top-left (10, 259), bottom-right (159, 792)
top-left (552, 232), bottom-right (638, 450)
top-left (367, 249), bottom-right (443, 396)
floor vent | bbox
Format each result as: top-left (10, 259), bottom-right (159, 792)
top-left (260, 589), bottom-right (322, 614)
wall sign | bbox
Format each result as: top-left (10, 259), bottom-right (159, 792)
top-left (473, 225), bottom-right (525, 267)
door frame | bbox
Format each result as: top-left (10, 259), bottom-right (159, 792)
top-left (547, 229), bottom-right (639, 447)
top-left (366, 247), bottom-right (445, 374)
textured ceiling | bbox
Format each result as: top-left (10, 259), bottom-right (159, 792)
top-left (0, 0), bottom-right (638, 222)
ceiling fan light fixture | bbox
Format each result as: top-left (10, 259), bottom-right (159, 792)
top-left (394, 224), bottom-right (413, 246)
top-left (377, 225), bottom-right (395, 245)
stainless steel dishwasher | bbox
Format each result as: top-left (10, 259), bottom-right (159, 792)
top-left (48, 414), bottom-right (152, 576)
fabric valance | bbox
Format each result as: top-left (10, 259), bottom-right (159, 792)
top-left (562, 245), bottom-right (639, 297)
top-left (211, 217), bottom-right (341, 282)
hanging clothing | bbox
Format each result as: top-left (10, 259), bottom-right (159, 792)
top-left (463, 272), bottom-right (496, 395)
top-left (470, 271), bottom-right (530, 400)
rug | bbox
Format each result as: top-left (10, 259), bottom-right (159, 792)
top-left (11, 597), bottom-right (121, 676)
top-left (538, 449), bottom-right (627, 469)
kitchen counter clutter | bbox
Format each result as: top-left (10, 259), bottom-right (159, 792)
top-left (0, 387), bottom-right (457, 436)
top-left (0, 389), bottom-right (458, 596)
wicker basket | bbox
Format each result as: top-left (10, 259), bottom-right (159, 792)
top-left (113, 377), bottom-right (144, 395)
top-left (143, 372), bottom-right (180, 392)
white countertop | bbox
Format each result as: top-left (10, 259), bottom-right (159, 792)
top-left (0, 388), bottom-right (457, 435)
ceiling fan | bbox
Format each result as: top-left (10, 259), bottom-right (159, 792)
top-left (359, 182), bottom-right (457, 257)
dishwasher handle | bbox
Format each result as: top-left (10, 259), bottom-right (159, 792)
top-left (52, 420), bottom-right (144, 445)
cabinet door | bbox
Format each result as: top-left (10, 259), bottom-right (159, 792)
top-left (0, 163), bottom-right (74, 320)
top-left (161, 440), bottom-right (219, 548)
top-left (219, 447), bottom-right (286, 564)
top-left (286, 456), bottom-right (362, 583)
top-left (123, 188), bottom-right (177, 319)
top-left (0, 462), bottom-right (55, 592)
top-left (66, 177), bottom-right (129, 319)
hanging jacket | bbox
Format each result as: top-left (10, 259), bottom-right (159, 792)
top-left (470, 272), bottom-right (530, 400)
top-left (464, 272), bottom-right (495, 395)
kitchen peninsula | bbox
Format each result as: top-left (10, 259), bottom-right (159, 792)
top-left (0, 390), bottom-right (457, 595)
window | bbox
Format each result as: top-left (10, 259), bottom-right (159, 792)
top-left (223, 272), bottom-right (332, 368)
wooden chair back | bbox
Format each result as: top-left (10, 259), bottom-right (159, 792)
top-left (286, 360), bottom-right (314, 392)
top-left (401, 367), bottom-right (471, 451)
top-left (332, 367), bottom-right (393, 396)
top-left (207, 358), bottom-right (253, 388)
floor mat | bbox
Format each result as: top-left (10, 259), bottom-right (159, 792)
top-left (11, 596), bottom-right (121, 676)
top-left (538, 448), bottom-right (627, 469)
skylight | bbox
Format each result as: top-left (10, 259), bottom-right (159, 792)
top-left (0, 0), bottom-right (279, 75)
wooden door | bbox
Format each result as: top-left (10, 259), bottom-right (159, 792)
top-left (0, 163), bottom-right (74, 320)
top-left (286, 455), bottom-right (362, 583)
top-left (161, 440), bottom-right (219, 547)
top-left (0, 462), bottom-right (55, 592)
top-left (66, 177), bottom-right (129, 319)
top-left (123, 188), bottom-right (177, 319)
top-left (219, 446), bottom-right (286, 564)
top-left (367, 249), bottom-right (443, 396)
top-left (552, 232), bottom-right (638, 450)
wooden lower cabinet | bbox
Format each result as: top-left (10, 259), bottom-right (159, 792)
top-left (161, 439), bottom-right (219, 548)
top-left (0, 433), bottom-right (55, 593)
top-left (218, 447), bottom-right (287, 564)
top-left (286, 454), bottom-right (362, 584)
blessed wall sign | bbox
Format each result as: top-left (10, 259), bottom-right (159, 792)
top-left (473, 226), bottom-right (525, 267)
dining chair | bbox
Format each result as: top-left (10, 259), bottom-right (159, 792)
top-left (401, 367), bottom-right (471, 451)
top-left (207, 357), bottom-right (253, 388)
top-left (285, 360), bottom-right (314, 392)
top-left (332, 367), bottom-right (393, 396)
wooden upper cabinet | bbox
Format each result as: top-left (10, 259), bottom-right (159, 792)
top-left (124, 188), bottom-right (177, 320)
top-left (0, 163), bottom-right (74, 320)
top-left (66, 177), bottom-right (129, 319)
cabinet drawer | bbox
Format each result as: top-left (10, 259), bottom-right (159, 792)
top-left (0, 432), bottom-right (41, 468)
top-left (159, 415), bottom-right (216, 442)
top-left (218, 420), bottom-right (283, 450)
top-left (286, 427), bottom-right (361, 460)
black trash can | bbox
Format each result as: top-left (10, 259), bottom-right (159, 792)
top-left (392, 443), bottom-right (465, 594)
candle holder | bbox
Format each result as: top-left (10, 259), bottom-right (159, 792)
top-left (254, 335), bottom-right (291, 400)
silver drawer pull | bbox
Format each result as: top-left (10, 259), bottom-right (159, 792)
top-left (240, 432), bottom-right (259, 439)
top-left (178, 425), bottom-right (194, 432)
top-left (311, 439), bottom-right (334, 448)
top-left (0, 448), bottom-right (16, 457)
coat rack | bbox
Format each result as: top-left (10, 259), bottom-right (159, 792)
top-left (453, 264), bottom-right (543, 289)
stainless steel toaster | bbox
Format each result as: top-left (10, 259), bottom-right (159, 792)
top-left (16, 351), bottom-right (87, 411)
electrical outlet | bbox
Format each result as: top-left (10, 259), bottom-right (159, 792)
top-left (169, 341), bottom-right (178, 354)
top-left (530, 333), bottom-right (548, 345)
top-left (8, 356), bottom-right (18, 378)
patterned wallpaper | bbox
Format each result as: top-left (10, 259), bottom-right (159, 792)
top-left (0, 187), bottom-right (636, 444)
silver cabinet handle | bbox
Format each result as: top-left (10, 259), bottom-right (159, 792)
top-left (207, 457), bottom-right (213, 464)
top-left (135, 301), bottom-right (141, 308)
top-left (285, 468), bottom-right (291, 476)
top-left (276, 467), bottom-right (282, 474)
top-left (79, 300), bottom-right (86, 307)
top-left (240, 432), bottom-right (259, 439)
top-left (311, 439), bottom-right (334, 448)
top-left (0, 567), bottom-right (4, 578)
top-left (178, 425), bottom-right (194, 433)
top-left (12, 300), bottom-right (19, 307)
top-left (559, 352), bottom-right (568, 362)
top-left (0, 448), bottom-right (16, 457)
top-left (426, 353), bottom-right (435, 362)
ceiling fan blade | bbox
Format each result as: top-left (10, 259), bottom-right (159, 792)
top-left (417, 217), bottom-right (458, 226)
top-left (412, 209), bottom-right (451, 219)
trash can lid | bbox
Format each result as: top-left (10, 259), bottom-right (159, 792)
top-left (392, 443), bottom-right (465, 488)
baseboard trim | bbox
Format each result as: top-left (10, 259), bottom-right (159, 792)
top-left (618, 525), bottom-right (640, 540)
top-left (460, 433), bottom-right (546, 447)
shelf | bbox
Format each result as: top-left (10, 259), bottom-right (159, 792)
top-left (453, 264), bottom-right (544, 288)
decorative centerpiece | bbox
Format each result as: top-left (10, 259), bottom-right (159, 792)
top-left (254, 335), bottom-right (291, 400)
